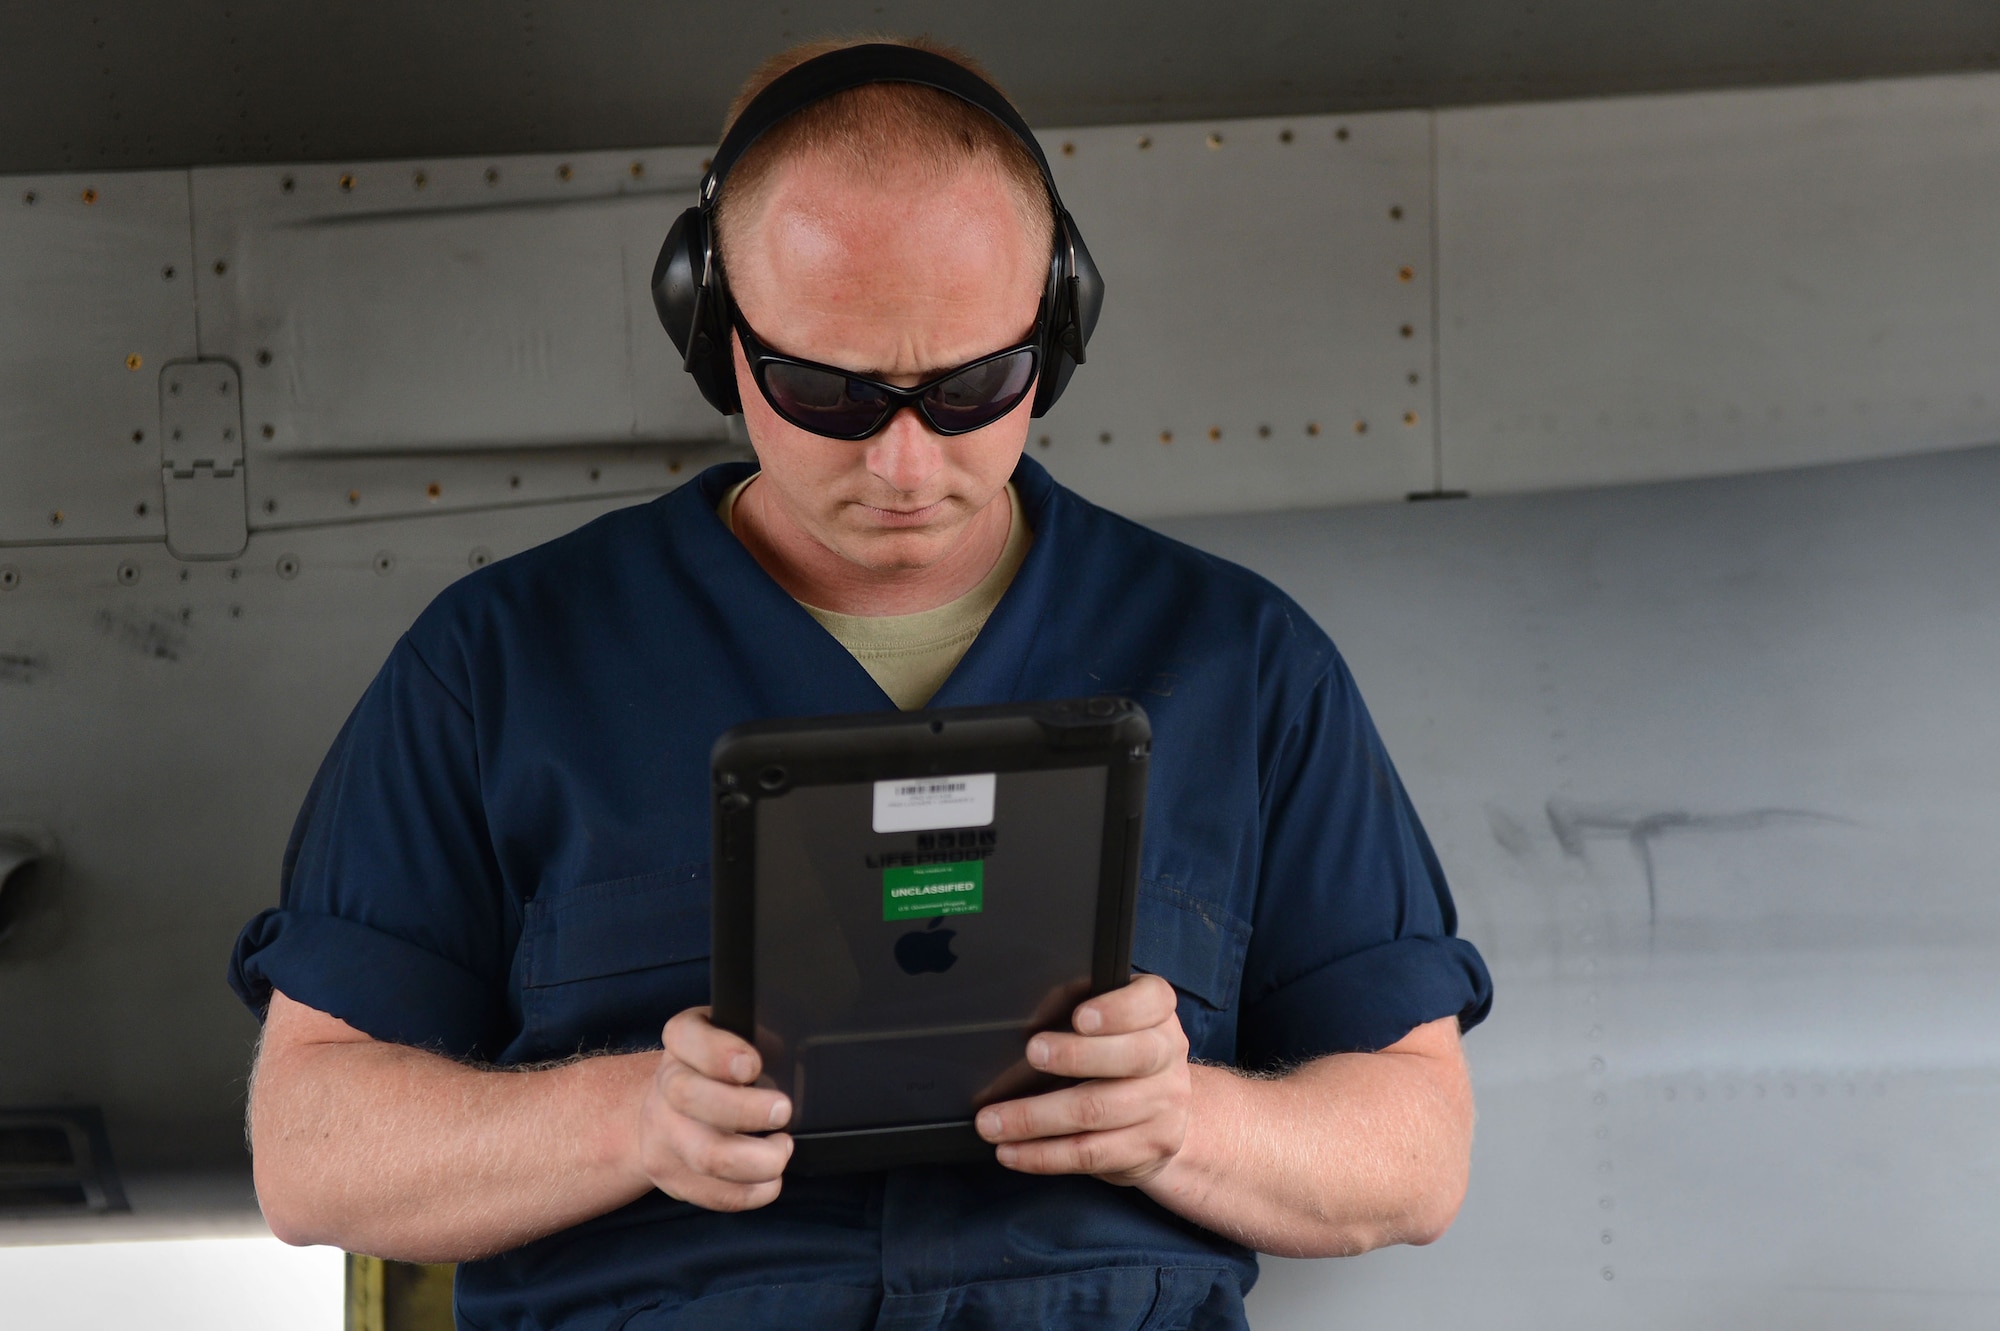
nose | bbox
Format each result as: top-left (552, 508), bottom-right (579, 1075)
top-left (863, 404), bottom-right (945, 495)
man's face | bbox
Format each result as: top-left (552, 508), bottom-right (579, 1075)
top-left (724, 154), bottom-right (1047, 575)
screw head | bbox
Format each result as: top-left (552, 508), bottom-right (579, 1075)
top-left (125, 353), bottom-right (143, 370)
top-left (82, 187), bottom-right (98, 204)
top-left (0, 567), bottom-right (18, 590)
top-left (276, 554), bottom-right (300, 580)
top-left (116, 559), bottom-right (141, 585)
top-left (256, 349), bottom-right (272, 366)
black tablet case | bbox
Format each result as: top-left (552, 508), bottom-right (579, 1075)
top-left (710, 697), bottom-right (1147, 1174)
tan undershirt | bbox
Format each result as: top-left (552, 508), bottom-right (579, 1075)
top-left (720, 475), bottom-right (1032, 709)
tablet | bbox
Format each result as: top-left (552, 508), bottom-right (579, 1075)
top-left (710, 697), bottom-right (1148, 1175)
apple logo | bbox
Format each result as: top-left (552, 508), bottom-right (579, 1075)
top-left (895, 917), bottom-right (958, 975)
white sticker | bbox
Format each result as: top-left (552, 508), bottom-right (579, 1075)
top-left (872, 772), bottom-right (997, 833)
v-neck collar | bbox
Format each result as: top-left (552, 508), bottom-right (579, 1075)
top-left (667, 457), bottom-right (1067, 716)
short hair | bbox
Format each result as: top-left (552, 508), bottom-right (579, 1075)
top-left (713, 36), bottom-right (1054, 269)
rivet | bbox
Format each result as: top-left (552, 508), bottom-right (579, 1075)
top-left (230, 605), bottom-right (243, 619)
top-left (1408, 371), bottom-right (1420, 385)
top-left (125, 353), bottom-right (143, 370)
top-left (1205, 133), bottom-right (1223, 149)
top-left (256, 349), bottom-right (272, 366)
top-left (339, 173), bottom-right (356, 192)
top-left (629, 161), bottom-right (645, 178)
top-left (1306, 422), bottom-right (1320, 437)
top-left (1335, 126), bottom-right (1350, 141)
top-left (1404, 411), bottom-right (1419, 426)
top-left (374, 551), bottom-right (396, 576)
top-left (508, 474), bottom-right (521, 488)
top-left (1207, 426), bottom-right (1221, 441)
top-left (557, 163), bottom-right (574, 181)
top-left (668, 459), bottom-right (681, 473)
top-left (468, 547), bottom-right (492, 569)
top-left (1353, 420), bottom-right (1367, 434)
top-left (425, 482), bottom-right (441, 500)
top-left (1158, 430), bottom-right (1173, 444)
top-left (1257, 424), bottom-right (1271, 438)
top-left (0, 567), bottom-right (18, 590)
top-left (588, 466), bottom-right (601, 481)
top-left (161, 264), bottom-right (175, 280)
top-left (1038, 434), bottom-right (1051, 448)
top-left (1399, 265), bottom-right (1415, 282)
top-left (1135, 135), bottom-right (1151, 150)
top-left (49, 510), bottom-right (64, 526)
top-left (134, 501), bottom-right (148, 516)
top-left (280, 174), bottom-right (295, 193)
top-left (1279, 128), bottom-right (1294, 143)
top-left (1399, 324), bottom-right (1414, 338)
top-left (262, 424), bottom-right (275, 439)
top-left (117, 559), bottom-right (140, 585)
top-left (276, 554), bottom-right (300, 580)
top-left (21, 190), bottom-right (35, 205)
top-left (263, 497), bottom-right (277, 513)
top-left (412, 170), bottom-right (428, 189)
top-left (1061, 142), bottom-right (1075, 156)
top-left (1601, 1267), bottom-right (1615, 1282)
top-left (1389, 205), bottom-right (1404, 220)
top-left (484, 167), bottom-right (500, 185)
top-left (347, 489), bottom-right (361, 505)
top-left (213, 259), bottom-right (228, 275)
top-left (82, 187), bottom-right (98, 204)
top-left (1098, 431), bottom-right (1112, 444)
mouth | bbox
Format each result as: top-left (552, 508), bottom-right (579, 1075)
top-left (855, 497), bottom-right (950, 527)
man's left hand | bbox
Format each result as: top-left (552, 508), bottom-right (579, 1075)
top-left (975, 973), bottom-right (1191, 1186)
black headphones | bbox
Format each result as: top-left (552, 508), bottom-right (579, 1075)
top-left (651, 43), bottom-right (1103, 420)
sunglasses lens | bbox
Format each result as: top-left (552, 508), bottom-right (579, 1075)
top-left (923, 349), bottom-right (1038, 433)
top-left (761, 362), bottom-right (892, 438)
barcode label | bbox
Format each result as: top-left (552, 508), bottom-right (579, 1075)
top-left (872, 772), bottom-right (996, 833)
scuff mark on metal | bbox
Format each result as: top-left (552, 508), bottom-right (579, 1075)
top-left (0, 651), bottom-right (46, 685)
top-left (1485, 804), bottom-right (1536, 861)
top-left (94, 608), bottom-right (188, 662)
top-left (1545, 799), bottom-right (1851, 931)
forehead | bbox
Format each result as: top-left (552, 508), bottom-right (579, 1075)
top-left (725, 154), bottom-right (1048, 371)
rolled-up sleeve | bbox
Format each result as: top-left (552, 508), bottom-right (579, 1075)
top-left (1235, 654), bottom-right (1491, 1068)
top-left (228, 636), bottom-right (514, 1060)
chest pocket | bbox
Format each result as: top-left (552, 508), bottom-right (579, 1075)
top-left (1130, 881), bottom-right (1250, 1064)
top-left (517, 865), bottom-right (710, 1059)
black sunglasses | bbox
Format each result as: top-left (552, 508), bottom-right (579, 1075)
top-left (730, 303), bottom-right (1042, 441)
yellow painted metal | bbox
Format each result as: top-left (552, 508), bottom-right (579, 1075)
top-left (345, 1254), bottom-right (456, 1331)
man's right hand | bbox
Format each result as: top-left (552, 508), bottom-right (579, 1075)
top-left (637, 1006), bottom-right (793, 1212)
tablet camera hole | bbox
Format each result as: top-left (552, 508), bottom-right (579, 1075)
top-left (929, 720), bottom-right (944, 734)
top-left (757, 766), bottom-right (788, 792)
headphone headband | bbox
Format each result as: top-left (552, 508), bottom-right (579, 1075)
top-left (700, 43), bottom-right (1061, 211)
top-left (652, 41), bottom-right (1102, 422)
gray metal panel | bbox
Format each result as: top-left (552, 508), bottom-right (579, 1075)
top-left (1038, 114), bottom-right (1436, 514)
top-left (1435, 74), bottom-right (2000, 494)
top-left (1153, 446), bottom-right (2000, 1327)
top-left (186, 147), bottom-right (737, 526)
top-left (0, 492), bottom-right (659, 1171)
top-left (5, 2), bottom-right (2000, 173)
top-left (0, 170), bottom-right (194, 545)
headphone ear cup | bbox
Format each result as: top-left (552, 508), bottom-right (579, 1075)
top-left (652, 208), bottom-right (741, 416)
top-left (1030, 215), bottom-right (1103, 417)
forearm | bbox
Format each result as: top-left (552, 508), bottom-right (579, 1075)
top-left (250, 1021), bottom-right (656, 1262)
top-left (1139, 1024), bottom-right (1473, 1257)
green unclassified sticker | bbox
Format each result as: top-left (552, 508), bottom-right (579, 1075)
top-left (883, 859), bottom-right (984, 920)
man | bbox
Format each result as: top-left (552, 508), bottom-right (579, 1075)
top-left (231, 37), bottom-right (1491, 1330)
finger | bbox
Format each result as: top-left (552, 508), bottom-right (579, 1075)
top-left (661, 1063), bottom-right (792, 1133)
top-left (1025, 1025), bottom-right (1184, 1081)
top-left (659, 1065), bottom-right (790, 1134)
top-left (668, 1175), bottom-right (785, 1214)
top-left (993, 1130), bottom-right (1163, 1183)
top-left (662, 1006), bottom-right (761, 1084)
top-left (1071, 973), bottom-right (1179, 1036)
top-left (660, 1114), bottom-right (794, 1187)
top-left (976, 1077), bottom-right (1153, 1144)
